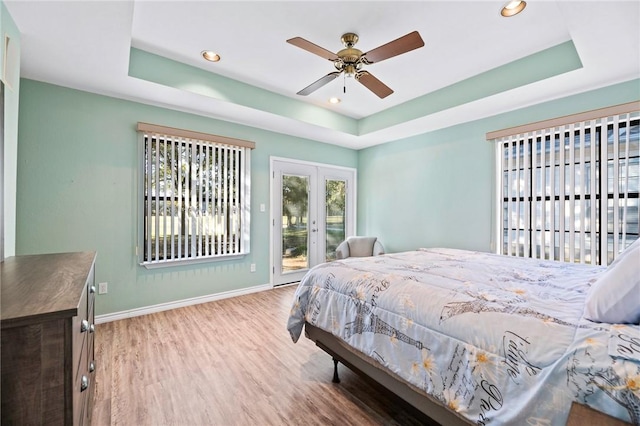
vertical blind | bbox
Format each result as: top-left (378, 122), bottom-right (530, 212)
top-left (492, 107), bottom-right (639, 266)
top-left (138, 123), bottom-right (253, 266)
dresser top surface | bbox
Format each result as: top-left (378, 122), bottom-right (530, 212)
top-left (1, 251), bottom-right (96, 326)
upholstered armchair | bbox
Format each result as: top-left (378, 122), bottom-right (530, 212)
top-left (335, 236), bottom-right (385, 259)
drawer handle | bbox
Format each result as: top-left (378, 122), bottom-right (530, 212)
top-left (81, 320), bottom-right (89, 332)
top-left (89, 324), bottom-right (95, 333)
top-left (81, 375), bottom-right (89, 392)
top-left (90, 285), bottom-right (96, 294)
top-left (89, 361), bottom-right (96, 373)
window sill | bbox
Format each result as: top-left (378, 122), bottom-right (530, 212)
top-left (140, 253), bottom-right (246, 269)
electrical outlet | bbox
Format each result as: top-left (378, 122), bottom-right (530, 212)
top-left (250, 263), bottom-right (256, 273)
top-left (98, 282), bottom-right (108, 294)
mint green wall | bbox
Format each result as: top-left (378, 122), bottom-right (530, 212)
top-left (1, 1), bottom-right (20, 258)
top-left (129, 48), bottom-right (358, 136)
top-left (357, 79), bottom-right (640, 253)
top-left (359, 40), bottom-right (582, 135)
top-left (358, 121), bottom-right (494, 252)
top-left (130, 40), bottom-right (582, 139)
top-left (16, 79), bottom-right (357, 315)
top-left (15, 76), bottom-right (639, 315)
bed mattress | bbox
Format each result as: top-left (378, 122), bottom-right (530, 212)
top-left (287, 248), bottom-right (640, 425)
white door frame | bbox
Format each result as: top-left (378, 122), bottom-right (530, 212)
top-left (270, 157), bottom-right (356, 286)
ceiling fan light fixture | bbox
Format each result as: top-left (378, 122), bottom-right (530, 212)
top-left (500, 0), bottom-right (526, 17)
top-left (201, 50), bottom-right (221, 62)
top-left (344, 64), bottom-right (357, 77)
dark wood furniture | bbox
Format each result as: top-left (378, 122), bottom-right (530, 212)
top-left (1, 252), bottom-right (97, 425)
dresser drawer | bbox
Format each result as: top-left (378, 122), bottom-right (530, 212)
top-left (72, 284), bottom-right (89, 382)
top-left (88, 277), bottom-right (96, 318)
top-left (87, 266), bottom-right (96, 388)
top-left (72, 334), bottom-right (95, 426)
top-left (74, 264), bottom-right (96, 426)
top-left (73, 338), bottom-right (91, 426)
top-left (79, 263), bottom-right (96, 426)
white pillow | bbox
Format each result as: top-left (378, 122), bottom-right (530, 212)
top-left (584, 238), bottom-right (640, 324)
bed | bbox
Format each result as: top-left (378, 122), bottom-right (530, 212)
top-left (287, 245), bottom-right (640, 425)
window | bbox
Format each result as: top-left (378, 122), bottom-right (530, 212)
top-left (137, 123), bottom-right (254, 268)
top-left (490, 104), bottom-right (639, 265)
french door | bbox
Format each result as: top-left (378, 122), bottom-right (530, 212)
top-left (271, 158), bottom-right (356, 285)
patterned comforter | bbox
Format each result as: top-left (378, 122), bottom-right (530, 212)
top-left (287, 248), bottom-right (640, 425)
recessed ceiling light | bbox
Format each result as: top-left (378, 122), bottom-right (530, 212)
top-left (501, 0), bottom-right (526, 17)
top-left (328, 97), bottom-right (341, 104)
top-left (201, 50), bottom-right (221, 62)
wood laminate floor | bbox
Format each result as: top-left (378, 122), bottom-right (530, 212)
top-left (93, 284), bottom-right (431, 426)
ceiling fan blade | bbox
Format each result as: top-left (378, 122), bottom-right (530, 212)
top-left (363, 31), bottom-right (424, 64)
top-left (297, 71), bottom-right (342, 96)
top-left (287, 37), bottom-right (339, 61)
top-left (356, 71), bottom-right (393, 99)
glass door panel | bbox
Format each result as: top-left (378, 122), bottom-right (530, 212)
top-left (325, 178), bottom-right (346, 262)
top-left (281, 174), bottom-right (310, 273)
top-left (272, 159), bottom-right (355, 286)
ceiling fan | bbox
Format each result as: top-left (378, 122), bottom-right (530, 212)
top-left (286, 31), bottom-right (424, 99)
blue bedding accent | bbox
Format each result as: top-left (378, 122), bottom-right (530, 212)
top-left (287, 248), bottom-right (640, 425)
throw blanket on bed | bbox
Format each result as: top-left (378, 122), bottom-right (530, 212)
top-left (287, 248), bottom-right (640, 425)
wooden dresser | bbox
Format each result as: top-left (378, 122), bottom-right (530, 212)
top-left (1, 252), bottom-right (97, 425)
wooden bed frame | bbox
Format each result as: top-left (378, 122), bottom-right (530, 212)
top-left (304, 322), bottom-right (472, 426)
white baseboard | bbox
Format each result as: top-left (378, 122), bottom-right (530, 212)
top-left (95, 283), bottom-right (272, 324)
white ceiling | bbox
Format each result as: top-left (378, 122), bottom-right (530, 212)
top-left (5, 0), bottom-right (640, 149)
